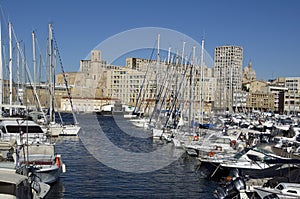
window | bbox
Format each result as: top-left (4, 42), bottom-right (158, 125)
top-left (6, 125), bottom-right (44, 133)
top-left (286, 190), bottom-right (297, 194)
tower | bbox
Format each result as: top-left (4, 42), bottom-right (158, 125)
top-left (213, 46), bottom-right (243, 112)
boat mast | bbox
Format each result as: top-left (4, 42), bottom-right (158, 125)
top-left (48, 24), bottom-right (55, 122)
top-left (51, 25), bottom-right (79, 125)
top-left (9, 22), bottom-right (13, 116)
top-left (151, 34), bottom-right (160, 121)
top-left (32, 31), bottom-right (36, 94)
top-left (16, 41), bottom-right (20, 104)
top-left (0, 22), bottom-right (2, 115)
top-left (200, 37), bottom-right (204, 126)
top-left (178, 42), bottom-right (185, 120)
top-left (167, 47), bottom-right (171, 65)
top-left (189, 46), bottom-right (196, 129)
top-left (156, 33), bottom-right (160, 107)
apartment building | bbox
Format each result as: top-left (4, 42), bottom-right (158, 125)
top-left (270, 77), bottom-right (300, 114)
top-left (213, 46), bottom-right (243, 111)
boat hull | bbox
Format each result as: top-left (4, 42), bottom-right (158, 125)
top-left (35, 166), bottom-right (60, 184)
top-left (60, 125), bottom-right (81, 136)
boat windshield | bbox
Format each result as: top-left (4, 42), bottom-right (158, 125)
top-left (6, 125), bottom-right (44, 134)
top-left (276, 184), bottom-right (284, 190)
top-left (234, 147), bottom-right (251, 159)
top-left (253, 147), bottom-right (271, 155)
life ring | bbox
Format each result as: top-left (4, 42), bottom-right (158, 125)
top-left (55, 157), bottom-right (61, 168)
top-left (193, 136), bottom-right (199, 141)
top-left (208, 151), bottom-right (215, 157)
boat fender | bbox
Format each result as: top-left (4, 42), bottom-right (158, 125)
top-left (225, 176), bottom-right (232, 182)
top-left (62, 163), bottom-right (66, 173)
top-left (230, 140), bottom-right (237, 148)
top-left (208, 151), bottom-right (215, 157)
top-left (193, 136), bottom-right (199, 141)
top-left (55, 157), bottom-right (61, 168)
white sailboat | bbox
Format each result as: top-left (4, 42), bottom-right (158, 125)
top-left (47, 24), bottom-right (80, 136)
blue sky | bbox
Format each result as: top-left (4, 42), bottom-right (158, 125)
top-left (0, 0), bottom-right (299, 80)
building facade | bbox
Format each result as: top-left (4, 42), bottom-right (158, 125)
top-left (213, 46), bottom-right (243, 111)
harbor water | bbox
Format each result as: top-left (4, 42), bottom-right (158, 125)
top-left (45, 113), bottom-right (218, 198)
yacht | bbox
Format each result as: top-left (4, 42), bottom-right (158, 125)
top-left (220, 146), bottom-right (300, 179)
top-left (254, 182), bottom-right (300, 199)
top-left (0, 118), bottom-right (47, 144)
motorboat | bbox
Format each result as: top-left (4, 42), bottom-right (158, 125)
top-left (18, 143), bottom-right (66, 184)
top-left (254, 182), bottom-right (300, 199)
top-left (0, 118), bottom-right (47, 144)
top-left (220, 145), bottom-right (300, 179)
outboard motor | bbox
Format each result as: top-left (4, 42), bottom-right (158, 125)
top-left (213, 177), bottom-right (246, 199)
top-left (229, 168), bottom-right (240, 178)
top-left (226, 177), bottom-right (246, 198)
top-left (213, 186), bottom-right (227, 199)
top-left (233, 177), bottom-right (245, 191)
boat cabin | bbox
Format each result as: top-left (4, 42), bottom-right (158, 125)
top-left (0, 119), bottom-right (46, 144)
top-left (0, 170), bottom-right (32, 199)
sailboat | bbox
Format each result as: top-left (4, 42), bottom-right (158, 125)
top-left (48, 24), bottom-right (80, 136)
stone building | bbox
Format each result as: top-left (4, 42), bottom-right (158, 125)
top-left (56, 50), bottom-right (116, 112)
top-left (242, 61), bottom-right (256, 83)
top-left (247, 91), bottom-right (274, 112)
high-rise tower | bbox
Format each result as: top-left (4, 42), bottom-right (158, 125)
top-left (213, 46), bottom-right (243, 111)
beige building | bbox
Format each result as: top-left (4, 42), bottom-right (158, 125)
top-left (270, 77), bottom-right (300, 114)
top-left (56, 49), bottom-right (300, 116)
top-left (247, 91), bottom-right (274, 112)
top-left (55, 50), bottom-right (218, 115)
top-left (106, 67), bottom-right (154, 107)
top-left (56, 50), bottom-right (117, 112)
top-left (249, 80), bottom-right (268, 92)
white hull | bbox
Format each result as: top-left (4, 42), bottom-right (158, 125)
top-left (254, 186), bottom-right (300, 199)
top-left (35, 165), bottom-right (60, 184)
top-left (60, 125), bottom-right (81, 136)
top-left (19, 144), bottom-right (65, 184)
top-left (172, 138), bottom-right (182, 148)
top-left (152, 128), bottom-right (163, 138)
top-left (47, 123), bottom-right (63, 137)
top-left (130, 118), bottom-right (149, 128)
